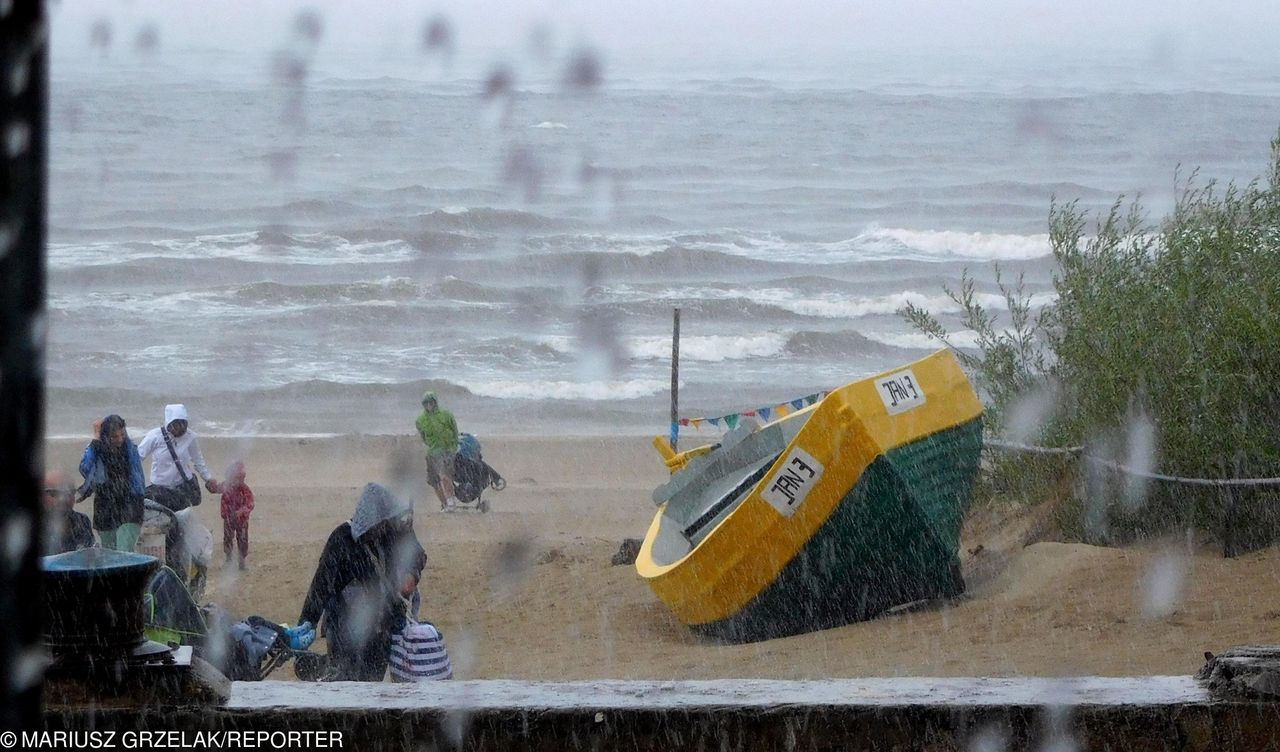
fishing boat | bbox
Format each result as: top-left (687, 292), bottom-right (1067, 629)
top-left (637, 349), bottom-right (984, 642)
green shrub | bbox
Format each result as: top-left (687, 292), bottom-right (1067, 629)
top-left (904, 130), bottom-right (1280, 542)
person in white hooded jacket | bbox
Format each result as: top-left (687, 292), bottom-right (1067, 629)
top-left (137, 404), bottom-right (220, 590)
top-left (137, 404), bottom-right (220, 506)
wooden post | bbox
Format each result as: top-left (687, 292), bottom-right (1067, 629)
top-left (670, 308), bottom-right (680, 451)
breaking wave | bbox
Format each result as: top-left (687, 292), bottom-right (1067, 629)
top-left (857, 227), bottom-right (1052, 261)
top-left (783, 330), bottom-right (926, 357)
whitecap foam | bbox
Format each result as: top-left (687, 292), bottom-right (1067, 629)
top-left (523, 233), bottom-right (674, 257)
top-left (49, 289), bottom-right (247, 318)
top-left (536, 227), bottom-right (1053, 265)
top-left (752, 289), bottom-right (963, 318)
top-left (531, 121), bottom-right (568, 129)
top-left (751, 288), bottom-right (1057, 319)
top-left (48, 232), bottom-right (417, 268)
top-left (862, 329), bottom-right (984, 350)
top-left (625, 333), bottom-right (788, 361)
top-left (536, 332), bottom-right (788, 362)
top-left (858, 227), bottom-right (1052, 261)
top-left (267, 365), bottom-right (405, 386)
top-left (138, 344), bottom-right (188, 359)
top-left (49, 287), bottom-right (397, 319)
top-left (677, 228), bottom-right (1052, 264)
top-left (596, 284), bottom-right (1056, 320)
top-left (196, 420), bottom-right (343, 439)
top-left (750, 289), bottom-right (1042, 318)
top-left (532, 335), bottom-right (576, 354)
top-left (467, 377), bottom-right (667, 401)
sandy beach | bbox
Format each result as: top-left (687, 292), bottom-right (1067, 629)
top-left (45, 434), bottom-right (1280, 680)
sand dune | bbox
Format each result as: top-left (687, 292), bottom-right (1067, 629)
top-left (44, 434), bottom-right (1280, 680)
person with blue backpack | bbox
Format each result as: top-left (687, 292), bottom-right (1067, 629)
top-left (77, 414), bottom-right (146, 551)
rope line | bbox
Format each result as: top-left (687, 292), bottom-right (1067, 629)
top-left (983, 438), bottom-right (1280, 489)
top-left (984, 439), bottom-right (1082, 457)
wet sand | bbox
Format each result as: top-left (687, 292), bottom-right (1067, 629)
top-left (45, 434), bottom-right (1280, 680)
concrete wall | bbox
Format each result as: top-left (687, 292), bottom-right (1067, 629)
top-left (43, 678), bottom-right (1280, 751)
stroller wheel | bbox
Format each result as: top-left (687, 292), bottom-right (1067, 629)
top-left (491, 476), bottom-right (506, 491)
top-left (293, 651), bottom-right (329, 682)
top-left (478, 498), bottom-right (490, 513)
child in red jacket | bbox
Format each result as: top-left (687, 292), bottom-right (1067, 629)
top-left (219, 460), bottom-right (255, 570)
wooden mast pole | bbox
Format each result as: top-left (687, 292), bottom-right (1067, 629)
top-left (670, 308), bottom-right (680, 451)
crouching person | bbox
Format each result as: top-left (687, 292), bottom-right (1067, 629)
top-left (298, 482), bottom-right (426, 681)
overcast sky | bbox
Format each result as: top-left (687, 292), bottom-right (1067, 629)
top-left (50, 0), bottom-right (1280, 77)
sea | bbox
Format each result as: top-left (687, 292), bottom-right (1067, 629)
top-left (45, 45), bottom-right (1280, 438)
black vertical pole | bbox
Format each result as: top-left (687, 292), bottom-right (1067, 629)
top-left (1223, 450), bottom-right (1245, 559)
top-left (1221, 485), bottom-right (1236, 559)
top-left (0, 0), bottom-right (48, 731)
top-left (669, 308), bottom-right (680, 451)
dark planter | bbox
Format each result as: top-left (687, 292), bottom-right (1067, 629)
top-left (41, 548), bottom-right (159, 654)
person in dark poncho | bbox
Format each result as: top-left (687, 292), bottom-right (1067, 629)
top-left (298, 482), bottom-right (426, 681)
top-left (77, 414), bottom-right (146, 552)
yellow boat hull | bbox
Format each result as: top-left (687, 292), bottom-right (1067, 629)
top-left (637, 349), bottom-right (983, 641)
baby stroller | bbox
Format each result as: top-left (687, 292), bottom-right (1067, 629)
top-left (449, 433), bottom-right (506, 513)
top-left (143, 566), bottom-right (322, 681)
top-left (141, 499), bottom-right (211, 602)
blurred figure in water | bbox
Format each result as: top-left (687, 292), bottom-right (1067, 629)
top-left (415, 391), bottom-right (460, 510)
top-left (77, 414), bottom-right (146, 551)
top-left (43, 469), bottom-right (95, 555)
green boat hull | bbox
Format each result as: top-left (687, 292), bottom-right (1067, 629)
top-left (693, 417), bottom-right (984, 643)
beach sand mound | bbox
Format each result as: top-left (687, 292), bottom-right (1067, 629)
top-left (979, 541), bottom-right (1121, 602)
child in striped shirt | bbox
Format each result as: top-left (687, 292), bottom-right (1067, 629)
top-left (389, 570), bottom-right (452, 681)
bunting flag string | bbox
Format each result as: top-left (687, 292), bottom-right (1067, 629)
top-left (679, 390), bottom-right (832, 432)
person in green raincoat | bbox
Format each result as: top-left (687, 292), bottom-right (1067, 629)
top-left (415, 391), bottom-right (460, 510)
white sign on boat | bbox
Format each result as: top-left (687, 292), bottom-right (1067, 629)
top-left (762, 447), bottom-right (824, 517)
top-left (875, 368), bottom-right (927, 415)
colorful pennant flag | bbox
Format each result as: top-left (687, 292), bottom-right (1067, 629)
top-left (677, 388), bottom-right (834, 434)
